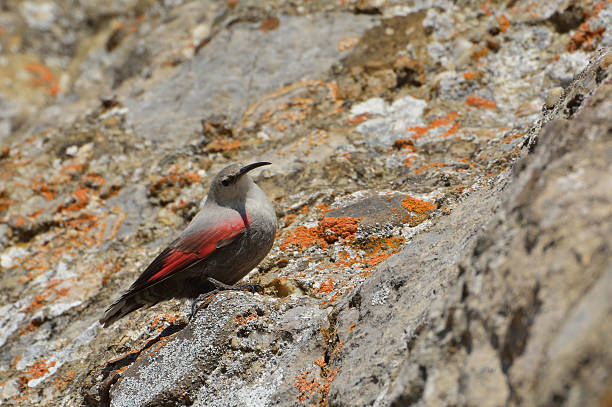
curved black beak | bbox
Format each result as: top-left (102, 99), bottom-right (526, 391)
top-left (239, 161), bottom-right (271, 176)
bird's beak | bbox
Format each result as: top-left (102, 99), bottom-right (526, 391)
top-left (239, 161), bottom-right (271, 176)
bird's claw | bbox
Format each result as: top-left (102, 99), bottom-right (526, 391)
top-left (206, 277), bottom-right (264, 294)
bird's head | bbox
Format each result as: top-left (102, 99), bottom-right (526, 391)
top-left (208, 161), bottom-right (271, 206)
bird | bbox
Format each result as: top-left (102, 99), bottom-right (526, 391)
top-left (100, 161), bottom-right (277, 327)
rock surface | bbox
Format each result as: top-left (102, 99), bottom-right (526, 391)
top-left (0, 0), bottom-right (610, 406)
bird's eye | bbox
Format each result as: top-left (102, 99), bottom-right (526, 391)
top-left (221, 177), bottom-right (232, 186)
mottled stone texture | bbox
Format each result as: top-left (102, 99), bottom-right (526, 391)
top-left (0, 0), bottom-right (610, 405)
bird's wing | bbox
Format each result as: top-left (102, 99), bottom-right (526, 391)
top-left (128, 211), bottom-right (247, 292)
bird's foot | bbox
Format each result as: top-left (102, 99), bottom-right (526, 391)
top-left (207, 277), bottom-right (264, 294)
top-left (189, 290), bottom-right (219, 322)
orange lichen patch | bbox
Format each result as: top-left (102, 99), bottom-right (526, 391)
top-left (348, 323), bottom-right (356, 333)
top-left (24, 292), bottom-right (51, 313)
top-left (319, 216), bottom-right (359, 243)
top-left (402, 196), bottom-right (436, 213)
top-left (414, 161), bottom-right (446, 175)
top-left (280, 225), bottom-right (322, 250)
top-left (151, 336), bottom-right (171, 354)
top-left (364, 252), bottom-right (393, 268)
top-left (406, 112), bottom-right (459, 139)
top-left (471, 46), bottom-right (489, 60)
top-left (55, 187), bottom-right (89, 213)
top-left (307, 129), bottom-right (329, 149)
top-left (319, 278), bottom-right (335, 293)
top-left (404, 156), bottom-right (415, 166)
top-left (205, 136), bottom-right (242, 152)
top-left (440, 122), bottom-right (461, 138)
top-left (393, 138), bottom-right (416, 152)
top-left (318, 368), bottom-right (340, 401)
top-left (315, 201), bottom-right (330, 215)
top-left (346, 112), bottom-right (370, 123)
top-left (234, 313), bottom-right (257, 325)
top-left (258, 16), bottom-right (280, 32)
top-left (300, 205), bottom-right (309, 215)
top-left (60, 161), bottom-right (88, 177)
top-left (294, 370), bottom-right (320, 402)
top-left (20, 360), bottom-right (56, 387)
top-left (503, 133), bottom-right (523, 144)
top-left (25, 63), bottom-right (60, 96)
top-left (466, 95), bottom-right (497, 109)
top-left (282, 214), bottom-right (298, 227)
top-left (334, 340), bottom-right (344, 355)
top-left (314, 357), bottom-right (326, 368)
top-left (497, 14), bottom-right (510, 32)
top-left (567, 22), bottom-right (605, 52)
top-left (338, 36), bottom-right (360, 52)
top-left (31, 181), bottom-right (55, 201)
top-left (463, 71), bottom-right (479, 80)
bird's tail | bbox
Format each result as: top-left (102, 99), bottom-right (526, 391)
top-left (99, 292), bottom-right (150, 328)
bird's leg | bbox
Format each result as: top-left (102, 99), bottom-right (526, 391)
top-left (189, 290), bottom-right (219, 321)
top-left (206, 277), bottom-right (263, 294)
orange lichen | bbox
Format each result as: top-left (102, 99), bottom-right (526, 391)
top-left (24, 360), bottom-right (56, 380)
top-left (319, 278), bottom-right (335, 293)
top-left (414, 161), bottom-right (446, 175)
top-left (406, 112), bottom-right (459, 139)
top-left (471, 46), bottom-right (489, 60)
top-left (205, 136), bottom-right (242, 152)
top-left (567, 22), bottom-right (605, 52)
top-left (466, 95), bottom-right (497, 109)
top-left (24, 292), bottom-right (51, 313)
top-left (463, 71), bottom-right (478, 80)
top-left (440, 122), bottom-right (460, 138)
top-left (346, 113), bottom-right (370, 123)
top-left (314, 357), bottom-right (326, 368)
top-left (301, 205), bottom-right (309, 215)
top-left (318, 368), bottom-right (340, 401)
top-left (315, 201), bottom-right (330, 215)
top-left (503, 133), bottom-right (523, 144)
top-left (497, 14), bottom-right (510, 32)
top-left (294, 370), bottom-right (320, 402)
top-left (334, 340), bottom-right (344, 355)
top-left (234, 313), bottom-right (257, 325)
top-left (402, 196), bottom-right (436, 213)
top-left (26, 63), bottom-right (60, 96)
top-left (31, 181), bottom-right (55, 201)
top-left (280, 225), bottom-right (322, 250)
top-left (318, 217), bottom-right (359, 243)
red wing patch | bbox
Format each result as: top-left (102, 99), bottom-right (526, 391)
top-left (130, 215), bottom-right (249, 291)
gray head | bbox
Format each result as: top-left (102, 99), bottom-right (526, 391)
top-left (207, 162), bottom-right (271, 206)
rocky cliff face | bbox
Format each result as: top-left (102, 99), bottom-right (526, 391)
top-left (0, 1), bottom-right (610, 406)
